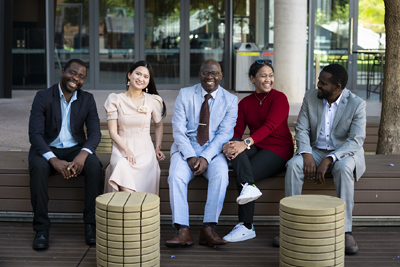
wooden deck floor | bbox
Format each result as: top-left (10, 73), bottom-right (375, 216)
top-left (1, 222), bottom-right (399, 267)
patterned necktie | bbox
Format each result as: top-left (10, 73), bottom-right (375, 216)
top-left (197, 94), bottom-right (212, 146)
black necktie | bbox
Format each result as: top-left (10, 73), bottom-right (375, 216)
top-left (197, 94), bottom-right (212, 146)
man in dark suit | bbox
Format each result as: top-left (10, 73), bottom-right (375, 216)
top-left (28, 59), bottom-right (103, 250)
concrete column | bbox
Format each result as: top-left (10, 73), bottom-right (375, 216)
top-left (273, 0), bottom-right (307, 103)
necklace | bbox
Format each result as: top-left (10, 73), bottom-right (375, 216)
top-left (254, 92), bottom-right (268, 105)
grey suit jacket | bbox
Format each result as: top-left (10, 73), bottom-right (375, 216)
top-left (170, 83), bottom-right (238, 164)
top-left (295, 88), bottom-right (366, 181)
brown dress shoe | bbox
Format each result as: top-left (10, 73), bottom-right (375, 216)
top-left (199, 226), bottom-right (228, 247)
top-left (345, 233), bottom-right (359, 255)
top-left (165, 228), bottom-right (194, 248)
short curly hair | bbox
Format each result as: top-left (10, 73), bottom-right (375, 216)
top-left (322, 64), bottom-right (348, 90)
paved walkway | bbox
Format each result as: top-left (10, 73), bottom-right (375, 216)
top-left (0, 89), bottom-right (381, 151)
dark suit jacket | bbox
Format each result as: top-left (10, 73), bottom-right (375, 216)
top-left (28, 84), bottom-right (101, 162)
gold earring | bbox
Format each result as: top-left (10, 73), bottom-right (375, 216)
top-left (146, 88), bottom-right (148, 93)
top-left (127, 79), bottom-right (130, 86)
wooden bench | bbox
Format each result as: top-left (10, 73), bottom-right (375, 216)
top-left (1, 150), bottom-right (400, 226)
top-left (97, 116), bottom-right (380, 154)
top-left (0, 152), bottom-right (110, 221)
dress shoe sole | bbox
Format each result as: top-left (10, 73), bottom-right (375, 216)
top-left (86, 239), bottom-right (96, 245)
top-left (272, 241), bottom-right (280, 247)
top-left (33, 243), bottom-right (49, 250)
top-left (345, 248), bottom-right (359, 255)
top-left (165, 242), bottom-right (194, 248)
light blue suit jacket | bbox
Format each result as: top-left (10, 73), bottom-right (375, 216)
top-left (171, 84), bottom-right (238, 164)
top-left (295, 88), bottom-right (366, 181)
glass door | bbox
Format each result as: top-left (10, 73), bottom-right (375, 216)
top-left (189, 0), bottom-right (226, 85)
top-left (12, 0), bottom-right (47, 89)
top-left (54, 1), bottom-right (90, 83)
top-left (310, 0), bottom-right (351, 89)
top-left (98, 0), bottom-right (135, 85)
top-left (144, 0), bottom-right (181, 85)
top-left (353, 0), bottom-right (385, 99)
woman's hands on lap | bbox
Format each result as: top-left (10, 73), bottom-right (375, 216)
top-left (223, 141), bottom-right (247, 160)
top-left (155, 147), bottom-right (165, 161)
top-left (124, 149), bottom-right (137, 165)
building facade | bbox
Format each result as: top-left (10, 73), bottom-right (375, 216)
top-left (0, 0), bottom-right (385, 101)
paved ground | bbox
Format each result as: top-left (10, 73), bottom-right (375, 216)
top-left (0, 89), bottom-right (381, 152)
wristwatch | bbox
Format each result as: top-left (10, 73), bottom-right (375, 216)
top-left (244, 138), bottom-right (251, 150)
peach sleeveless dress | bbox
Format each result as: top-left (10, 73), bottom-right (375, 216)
top-left (103, 93), bottom-right (163, 195)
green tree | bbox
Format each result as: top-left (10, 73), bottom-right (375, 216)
top-left (359, 0), bottom-right (385, 33)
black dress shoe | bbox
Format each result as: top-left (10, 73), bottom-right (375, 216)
top-left (85, 223), bottom-right (96, 245)
top-left (272, 235), bottom-right (280, 247)
top-left (33, 230), bottom-right (49, 250)
top-left (345, 233), bottom-right (359, 255)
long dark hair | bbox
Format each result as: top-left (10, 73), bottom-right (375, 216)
top-left (127, 61), bottom-right (166, 118)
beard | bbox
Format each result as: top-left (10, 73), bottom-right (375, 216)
top-left (317, 88), bottom-right (334, 100)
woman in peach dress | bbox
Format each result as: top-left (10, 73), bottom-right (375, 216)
top-left (103, 61), bottom-right (166, 194)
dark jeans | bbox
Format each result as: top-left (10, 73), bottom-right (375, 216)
top-left (29, 146), bottom-right (103, 232)
top-left (230, 138), bottom-right (286, 224)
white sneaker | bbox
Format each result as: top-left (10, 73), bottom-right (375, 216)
top-left (223, 222), bottom-right (256, 242)
top-left (236, 183), bottom-right (262, 205)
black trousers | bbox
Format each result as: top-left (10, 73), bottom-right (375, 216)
top-left (29, 146), bottom-right (103, 232)
top-left (230, 138), bottom-right (286, 224)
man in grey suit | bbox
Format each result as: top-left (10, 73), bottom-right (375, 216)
top-left (165, 59), bottom-right (238, 248)
top-left (274, 64), bottom-right (366, 254)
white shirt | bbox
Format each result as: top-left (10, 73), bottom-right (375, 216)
top-left (201, 87), bottom-right (218, 111)
top-left (301, 92), bottom-right (343, 163)
top-left (42, 84), bottom-right (92, 161)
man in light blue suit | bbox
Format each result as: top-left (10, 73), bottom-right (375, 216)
top-left (273, 64), bottom-right (366, 255)
top-left (165, 60), bottom-right (238, 248)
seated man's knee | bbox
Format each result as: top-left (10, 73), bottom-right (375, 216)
top-left (286, 155), bottom-right (303, 172)
top-left (83, 155), bottom-right (102, 172)
top-left (29, 156), bottom-right (51, 179)
top-left (333, 159), bottom-right (354, 176)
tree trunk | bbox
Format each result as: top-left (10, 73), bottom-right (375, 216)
top-left (376, 0), bottom-right (400, 154)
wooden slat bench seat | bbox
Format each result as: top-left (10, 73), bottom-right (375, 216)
top-left (0, 152), bottom-right (111, 214)
top-left (1, 151), bottom-right (400, 226)
top-left (98, 115), bottom-right (380, 154)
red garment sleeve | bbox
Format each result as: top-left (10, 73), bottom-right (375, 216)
top-left (250, 93), bottom-right (290, 144)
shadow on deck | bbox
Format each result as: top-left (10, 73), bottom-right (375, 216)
top-left (0, 222), bottom-right (400, 267)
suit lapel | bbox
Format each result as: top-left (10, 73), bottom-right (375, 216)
top-left (332, 89), bottom-right (349, 131)
top-left (70, 90), bottom-right (82, 135)
top-left (52, 85), bottom-right (62, 133)
top-left (209, 87), bottom-right (225, 130)
top-left (315, 97), bottom-right (325, 139)
top-left (194, 84), bottom-right (203, 122)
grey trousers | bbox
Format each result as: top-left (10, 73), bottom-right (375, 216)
top-left (285, 147), bottom-right (355, 232)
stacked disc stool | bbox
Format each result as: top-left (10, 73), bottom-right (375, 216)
top-left (279, 195), bottom-right (345, 267)
top-left (95, 192), bottom-right (160, 267)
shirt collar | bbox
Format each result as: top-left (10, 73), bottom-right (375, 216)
top-left (323, 91), bottom-right (343, 107)
top-left (58, 83), bottom-right (78, 102)
top-left (201, 86), bottom-right (218, 99)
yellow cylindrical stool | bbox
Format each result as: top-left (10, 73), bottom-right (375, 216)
top-left (279, 195), bottom-right (345, 267)
top-left (95, 192), bottom-right (160, 267)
